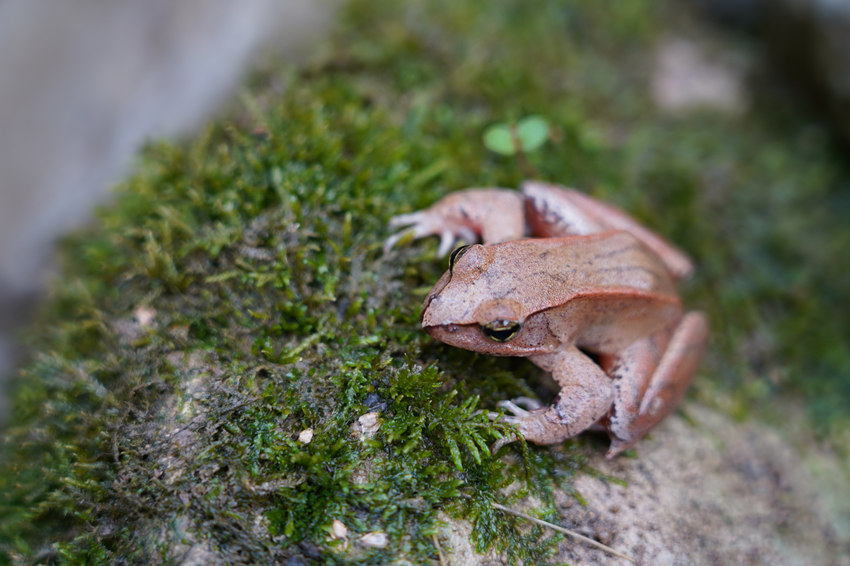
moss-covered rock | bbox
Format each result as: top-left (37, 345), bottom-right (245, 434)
top-left (2, 0), bottom-right (849, 564)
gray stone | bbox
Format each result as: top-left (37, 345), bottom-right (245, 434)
top-left (443, 404), bottom-right (850, 565)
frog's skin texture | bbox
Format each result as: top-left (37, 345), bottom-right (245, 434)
top-left (387, 181), bottom-right (708, 457)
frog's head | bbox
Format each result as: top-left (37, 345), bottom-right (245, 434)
top-left (420, 244), bottom-right (550, 355)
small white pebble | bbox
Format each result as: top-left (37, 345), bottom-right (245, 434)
top-left (359, 531), bottom-right (388, 548)
top-left (331, 519), bottom-right (347, 540)
top-left (357, 412), bottom-right (380, 438)
top-left (298, 428), bottom-right (314, 444)
top-left (134, 306), bottom-right (156, 327)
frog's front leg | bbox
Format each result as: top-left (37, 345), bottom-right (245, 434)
top-left (497, 346), bottom-right (614, 446)
top-left (384, 189), bottom-right (525, 255)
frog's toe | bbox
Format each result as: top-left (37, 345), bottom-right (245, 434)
top-left (437, 226), bottom-right (478, 256)
top-left (383, 228), bottom-right (416, 252)
top-left (385, 212), bottom-right (437, 251)
top-left (497, 399), bottom-right (532, 417)
top-left (388, 211), bottom-right (425, 228)
top-left (507, 396), bottom-right (544, 411)
top-left (487, 405), bottom-right (529, 430)
top-left (605, 436), bottom-right (635, 459)
top-left (437, 230), bottom-right (457, 256)
top-left (490, 434), bottom-right (519, 454)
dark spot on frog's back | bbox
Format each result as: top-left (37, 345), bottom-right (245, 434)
top-left (483, 267), bottom-right (517, 287)
top-left (596, 265), bottom-right (665, 287)
top-left (486, 282), bottom-right (517, 299)
top-left (540, 270), bottom-right (569, 284)
top-left (594, 242), bottom-right (640, 260)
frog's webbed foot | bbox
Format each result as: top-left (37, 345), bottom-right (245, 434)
top-left (487, 398), bottom-right (563, 448)
top-left (484, 397), bottom-right (543, 424)
top-left (384, 211), bottom-right (478, 256)
top-left (486, 401), bottom-right (530, 453)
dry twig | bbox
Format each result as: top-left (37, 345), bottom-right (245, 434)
top-left (491, 502), bottom-right (635, 563)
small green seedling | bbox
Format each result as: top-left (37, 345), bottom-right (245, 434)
top-left (483, 115), bottom-right (550, 156)
top-left (483, 115), bottom-right (550, 177)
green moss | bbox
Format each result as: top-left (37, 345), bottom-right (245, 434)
top-left (2, 0), bottom-right (850, 563)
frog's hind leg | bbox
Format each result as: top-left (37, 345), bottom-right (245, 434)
top-left (521, 180), bottom-right (694, 279)
top-left (603, 311), bottom-right (708, 458)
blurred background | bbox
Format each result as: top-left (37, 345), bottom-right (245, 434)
top-left (0, 0), bottom-right (335, 418)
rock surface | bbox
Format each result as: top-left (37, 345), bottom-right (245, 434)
top-left (445, 404), bottom-right (850, 565)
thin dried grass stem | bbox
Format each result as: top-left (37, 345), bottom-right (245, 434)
top-left (491, 501), bottom-right (636, 563)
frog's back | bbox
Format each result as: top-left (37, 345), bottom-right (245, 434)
top-left (485, 231), bottom-right (678, 319)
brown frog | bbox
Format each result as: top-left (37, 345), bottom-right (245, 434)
top-left (386, 181), bottom-right (707, 457)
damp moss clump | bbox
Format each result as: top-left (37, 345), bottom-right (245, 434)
top-left (3, 0), bottom-right (850, 563)
top-left (0, 70), bottom-right (589, 563)
top-left (0, 74), bottom-right (588, 563)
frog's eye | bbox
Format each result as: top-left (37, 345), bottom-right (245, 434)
top-left (482, 320), bottom-right (521, 342)
top-left (449, 244), bottom-right (473, 273)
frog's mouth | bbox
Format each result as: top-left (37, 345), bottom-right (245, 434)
top-left (423, 322), bottom-right (524, 356)
top-left (423, 322), bottom-right (481, 351)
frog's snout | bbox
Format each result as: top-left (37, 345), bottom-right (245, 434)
top-left (420, 269), bottom-right (452, 326)
top-left (422, 322), bottom-right (476, 350)
top-left (420, 292), bottom-right (439, 325)
top-left (421, 293), bottom-right (451, 328)
top-left (424, 322), bottom-right (460, 336)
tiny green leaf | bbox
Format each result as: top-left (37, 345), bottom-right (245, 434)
top-left (445, 436), bottom-right (463, 471)
top-left (460, 432), bottom-right (482, 464)
top-left (483, 123), bottom-right (517, 155)
top-left (515, 115), bottom-right (549, 152)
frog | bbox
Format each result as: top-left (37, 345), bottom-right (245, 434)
top-left (386, 180), bottom-right (708, 457)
